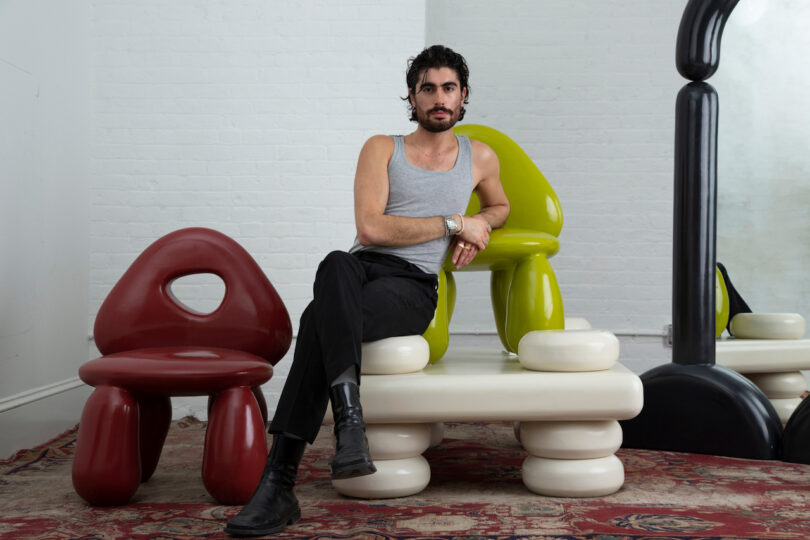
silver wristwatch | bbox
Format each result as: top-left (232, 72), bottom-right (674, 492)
top-left (444, 215), bottom-right (459, 237)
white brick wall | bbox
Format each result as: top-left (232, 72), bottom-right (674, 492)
top-left (88, 1), bottom-right (700, 418)
top-left (90, 1), bottom-right (426, 409)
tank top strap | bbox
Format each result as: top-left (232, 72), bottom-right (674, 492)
top-left (456, 135), bottom-right (473, 177)
top-left (392, 134), bottom-right (405, 160)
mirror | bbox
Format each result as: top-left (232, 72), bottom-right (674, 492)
top-left (715, 0), bottom-right (810, 317)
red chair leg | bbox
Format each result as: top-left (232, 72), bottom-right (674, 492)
top-left (202, 386), bottom-right (268, 505)
top-left (72, 386), bottom-right (141, 505)
top-left (252, 386), bottom-right (268, 427)
top-left (137, 395), bottom-right (172, 482)
top-left (207, 394), bottom-right (216, 419)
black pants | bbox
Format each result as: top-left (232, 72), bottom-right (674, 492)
top-left (269, 250), bottom-right (438, 443)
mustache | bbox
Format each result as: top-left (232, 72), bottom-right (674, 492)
top-left (429, 107), bottom-right (453, 115)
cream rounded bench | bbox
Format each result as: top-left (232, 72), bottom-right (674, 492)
top-left (331, 322), bottom-right (643, 499)
top-left (716, 313), bottom-right (809, 424)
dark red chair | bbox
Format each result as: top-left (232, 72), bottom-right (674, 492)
top-left (72, 228), bottom-right (292, 506)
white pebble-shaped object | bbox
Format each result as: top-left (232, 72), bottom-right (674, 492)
top-left (564, 317), bottom-right (592, 330)
top-left (361, 335), bottom-right (430, 375)
top-left (520, 421), bottom-right (622, 459)
top-left (428, 422), bottom-right (445, 448)
top-left (332, 456), bottom-right (430, 499)
top-left (522, 455), bottom-right (624, 497)
top-left (730, 313), bottom-right (806, 340)
top-left (518, 330), bottom-right (619, 372)
top-left (770, 397), bottom-right (803, 425)
top-left (745, 372), bottom-right (808, 398)
top-left (366, 424), bottom-right (431, 460)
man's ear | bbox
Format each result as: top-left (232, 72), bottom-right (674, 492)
top-left (461, 86), bottom-right (468, 102)
top-left (408, 89), bottom-right (416, 108)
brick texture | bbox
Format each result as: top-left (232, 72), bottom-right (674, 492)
top-left (90, 1), bottom-right (695, 417)
top-left (90, 1), bottom-right (426, 407)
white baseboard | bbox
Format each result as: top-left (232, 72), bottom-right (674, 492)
top-left (0, 377), bottom-right (85, 413)
top-left (0, 380), bottom-right (92, 459)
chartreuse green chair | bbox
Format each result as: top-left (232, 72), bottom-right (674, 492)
top-left (422, 124), bottom-right (565, 363)
top-left (716, 266), bottom-right (730, 337)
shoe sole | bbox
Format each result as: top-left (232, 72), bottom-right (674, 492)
top-left (331, 459), bottom-right (377, 480)
top-left (224, 507), bottom-right (301, 537)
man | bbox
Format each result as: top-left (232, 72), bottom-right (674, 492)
top-left (225, 44), bottom-right (509, 536)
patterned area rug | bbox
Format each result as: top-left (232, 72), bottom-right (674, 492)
top-left (2, 419), bottom-right (810, 539)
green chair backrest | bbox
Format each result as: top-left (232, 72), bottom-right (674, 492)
top-left (453, 124), bottom-right (563, 237)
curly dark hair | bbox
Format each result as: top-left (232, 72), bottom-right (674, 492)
top-left (402, 45), bottom-right (470, 122)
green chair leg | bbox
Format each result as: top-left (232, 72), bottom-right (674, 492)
top-left (423, 269), bottom-right (450, 364)
top-left (505, 254), bottom-right (564, 351)
top-left (490, 266), bottom-right (515, 352)
top-left (446, 271), bottom-right (457, 323)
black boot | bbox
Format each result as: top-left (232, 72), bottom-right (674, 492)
top-left (329, 382), bottom-right (376, 479)
top-left (225, 434), bottom-right (306, 537)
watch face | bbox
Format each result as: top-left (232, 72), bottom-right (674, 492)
top-left (446, 216), bottom-right (458, 235)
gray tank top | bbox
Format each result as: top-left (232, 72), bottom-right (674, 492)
top-left (349, 135), bottom-right (474, 275)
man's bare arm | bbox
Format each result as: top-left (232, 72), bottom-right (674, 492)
top-left (451, 140), bottom-right (509, 268)
top-left (470, 140), bottom-right (509, 229)
top-left (354, 135), bottom-right (457, 247)
top-left (455, 141), bottom-right (508, 245)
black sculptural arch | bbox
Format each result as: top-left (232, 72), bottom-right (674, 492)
top-left (620, 0), bottom-right (782, 459)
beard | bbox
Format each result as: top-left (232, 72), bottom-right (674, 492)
top-left (415, 105), bottom-right (461, 133)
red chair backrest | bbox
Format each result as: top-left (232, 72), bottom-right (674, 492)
top-left (94, 228), bottom-right (292, 365)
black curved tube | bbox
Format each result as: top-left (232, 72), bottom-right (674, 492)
top-left (673, 82), bottom-right (717, 365)
top-left (622, 363), bottom-right (782, 459)
top-left (627, 0), bottom-right (781, 460)
top-left (676, 0), bottom-right (739, 81)
top-left (783, 397), bottom-right (810, 463)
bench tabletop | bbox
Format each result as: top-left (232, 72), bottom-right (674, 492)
top-left (359, 346), bottom-right (643, 423)
top-left (716, 338), bottom-right (810, 373)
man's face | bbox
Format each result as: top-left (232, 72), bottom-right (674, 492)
top-left (410, 67), bottom-right (466, 133)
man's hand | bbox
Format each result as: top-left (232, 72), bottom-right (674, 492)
top-left (450, 214), bottom-right (491, 269)
top-left (450, 236), bottom-right (479, 269)
top-left (457, 214), bottom-right (491, 251)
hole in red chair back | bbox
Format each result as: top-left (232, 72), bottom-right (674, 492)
top-left (167, 273), bottom-right (227, 316)
top-left (93, 228), bottom-right (292, 364)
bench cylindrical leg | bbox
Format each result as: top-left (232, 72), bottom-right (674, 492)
top-left (745, 371), bottom-right (808, 424)
top-left (332, 423), bottom-right (431, 499)
top-left (429, 422), bottom-right (444, 448)
top-left (520, 420), bottom-right (624, 497)
top-left (522, 454), bottom-right (624, 497)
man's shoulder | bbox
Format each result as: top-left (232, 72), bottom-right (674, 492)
top-left (360, 135), bottom-right (395, 156)
top-left (358, 135), bottom-right (396, 165)
top-left (469, 138), bottom-right (498, 165)
top-left (364, 134), bottom-right (396, 148)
